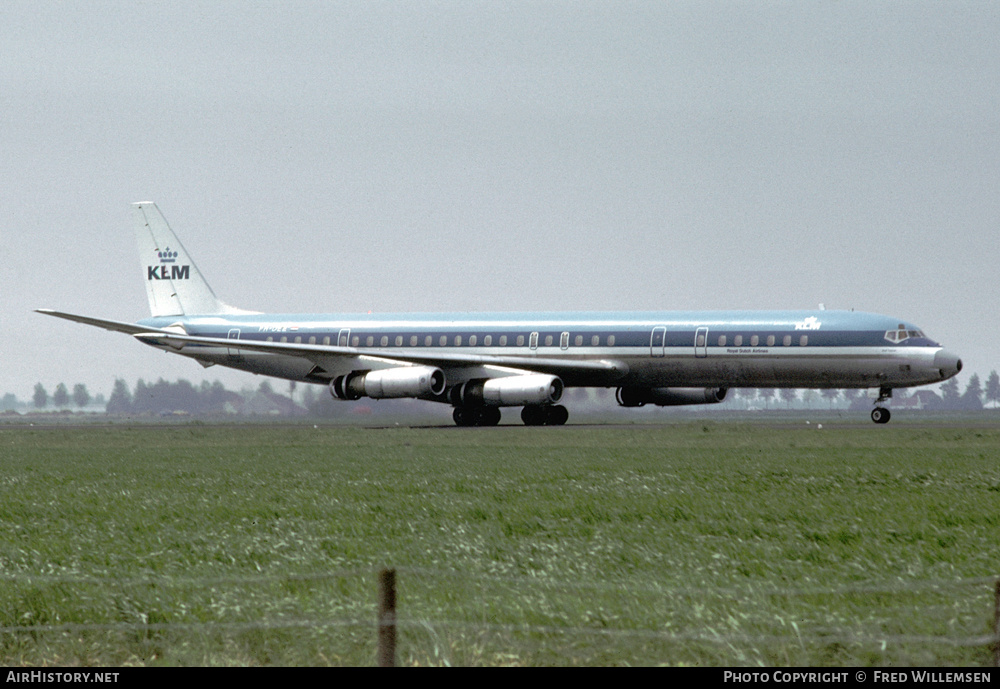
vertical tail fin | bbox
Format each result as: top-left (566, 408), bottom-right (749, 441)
top-left (133, 202), bottom-right (249, 317)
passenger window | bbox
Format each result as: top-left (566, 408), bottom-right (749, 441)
top-left (469, 335), bottom-right (477, 346)
top-left (750, 335), bottom-right (759, 346)
top-left (734, 335), bottom-right (742, 346)
top-left (499, 335), bottom-right (507, 346)
top-left (280, 336), bottom-right (287, 343)
top-left (575, 335), bottom-right (583, 346)
top-left (592, 335), bottom-right (599, 346)
top-left (266, 336), bottom-right (273, 342)
top-left (608, 335), bottom-right (616, 346)
top-left (484, 335), bottom-right (492, 346)
top-left (455, 335), bottom-right (462, 346)
top-left (517, 335), bottom-right (525, 346)
top-left (380, 336), bottom-right (388, 347)
top-left (424, 335), bottom-right (432, 346)
top-left (718, 335), bottom-right (726, 347)
top-left (766, 335), bottom-right (775, 346)
top-left (696, 334), bottom-right (705, 347)
top-left (323, 336), bottom-right (330, 346)
top-left (544, 335), bottom-right (553, 347)
top-left (395, 336), bottom-right (403, 346)
top-left (309, 336), bottom-right (316, 345)
top-left (799, 335), bottom-right (808, 346)
top-left (783, 335), bottom-right (791, 346)
top-left (351, 336), bottom-right (359, 346)
top-left (410, 335), bottom-right (417, 346)
top-left (439, 335), bottom-right (447, 346)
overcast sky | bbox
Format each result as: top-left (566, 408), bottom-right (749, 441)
top-left (3, 1), bottom-right (998, 400)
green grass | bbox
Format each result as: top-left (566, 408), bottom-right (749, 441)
top-left (0, 420), bottom-right (998, 665)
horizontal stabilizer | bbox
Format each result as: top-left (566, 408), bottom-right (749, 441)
top-left (36, 309), bottom-right (177, 335)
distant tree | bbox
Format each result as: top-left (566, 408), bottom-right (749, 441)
top-left (132, 379), bottom-right (152, 413)
top-left (106, 378), bottom-right (132, 414)
top-left (780, 388), bottom-right (798, 408)
top-left (959, 374), bottom-right (983, 410)
top-left (33, 383), bottom-right (48, 409)
top-left (52, 383), bottom-right (70, 408)
top-left (1, 393), bottom-right (17, 411)
top-left (985, 371), bottom-right (1000, 409)
top-left (258, 380), bottom-right (274, 395)
top-left (841, 389), bottom-right (861, 403)
top-left (210, 381), bottom-right (228, 407)
top-left (820, 389), bottom-right (840, 409)
top-left (940, 378), bottom-right (960, 407)
top-left (758, 388), bottom-right (775, 409)
top-left (72, 383), bottom-right (91, 408)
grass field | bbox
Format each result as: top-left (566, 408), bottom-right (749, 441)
top-left (0, 418), bottom-right (998, 666)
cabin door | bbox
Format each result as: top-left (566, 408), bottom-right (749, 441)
top-left (650, 326), bottom-right (666, 357)
top-left (227, 328), bottom-right (241, 358)
top-left (694, 327), bottom-right (709, 358)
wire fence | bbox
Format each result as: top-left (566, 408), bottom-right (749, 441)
top-left (1, 568), bottom-right (997, 666)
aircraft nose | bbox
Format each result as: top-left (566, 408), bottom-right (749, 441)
top-left (933, 350), bottom-right (962, 379)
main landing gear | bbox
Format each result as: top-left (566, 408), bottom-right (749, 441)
top-left (520, 405), bottom-right (569, 426)
top-left (871, 386), bottom-right (892, 424)
top-left (451, 405), bottom-right (570, 426)
top-left (452, 406), bottom-right (502, 427)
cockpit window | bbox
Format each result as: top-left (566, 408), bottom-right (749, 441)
top-left (884, 329), bottom-right (925, 343)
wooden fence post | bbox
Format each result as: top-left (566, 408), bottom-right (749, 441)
top-left (378, 568), bottom-right (397, 667)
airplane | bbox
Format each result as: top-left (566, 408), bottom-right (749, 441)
top-left (38, 202), bottom-right (962, 426)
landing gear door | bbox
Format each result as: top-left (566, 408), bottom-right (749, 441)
top-left (694, 326), bottom-right (709, 359)
top-left (650, 326), bottom-right (666, 357)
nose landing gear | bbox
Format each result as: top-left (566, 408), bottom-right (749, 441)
top-left (871, 387), bottom-right (892, 424)
top-left (871, 407), bottom-right (891, 424)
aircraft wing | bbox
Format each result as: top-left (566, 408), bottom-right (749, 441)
top-left (36, 309), bottom-right (181, 336)
top-left (132, 331), bottom-right (628, 383)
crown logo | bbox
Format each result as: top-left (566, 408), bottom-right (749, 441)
top-left (158, 248), bottom-right (179, 263)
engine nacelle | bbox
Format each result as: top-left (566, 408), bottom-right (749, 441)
top-left (330, 366), bottom-right (446, 400)
top-left (449, 374), bottom-right (564, 407)
top-left (616, 386), bottom-right (728, 407)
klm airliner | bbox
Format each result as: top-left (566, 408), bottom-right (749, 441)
top-left (38, 203), bottom-right (962, 425)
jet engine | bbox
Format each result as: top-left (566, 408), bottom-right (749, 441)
top-left (331, 366), bottom-right (446, 400)
top-left (449, 374), bottom-right (564, 407)
top-left (616, 386), bottom-right (728, 407)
